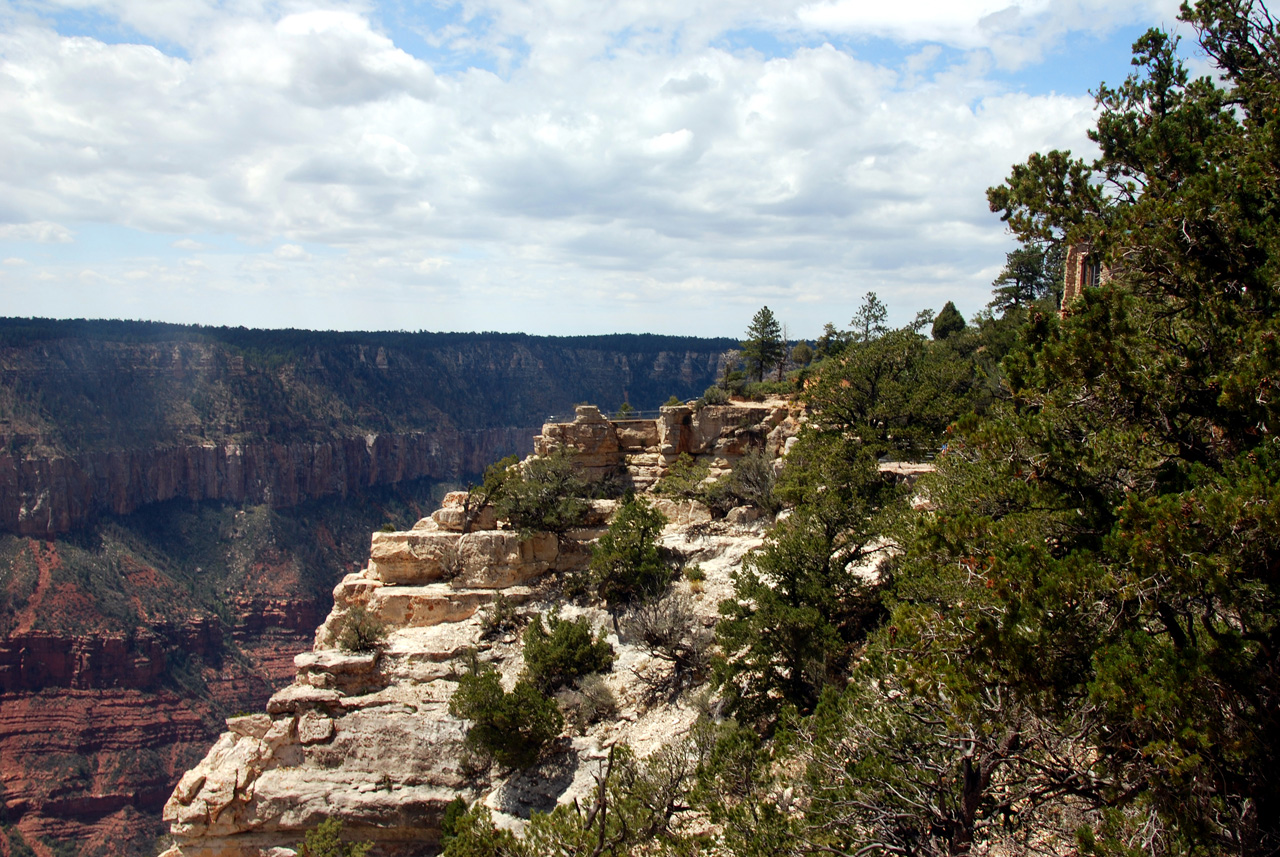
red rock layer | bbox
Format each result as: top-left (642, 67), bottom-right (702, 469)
top-left (0, 621), bottom-right (313, 856)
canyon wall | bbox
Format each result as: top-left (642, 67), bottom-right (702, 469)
top-left (0, 320), bottom-right (735, 857)
top-left (158, 405), bottom-right (799, 857)
top-left (0, 321), bottom-right (734, 536)
top-left (0, 427), bottom-right (533, 536)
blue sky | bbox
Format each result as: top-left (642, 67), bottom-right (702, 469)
top-left (0, 0), bottom-right (1187, 337)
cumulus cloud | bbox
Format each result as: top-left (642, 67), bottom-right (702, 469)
top-left (273, 243), bottom-right (308, 260)
top-left (794, 0), bottom-right (1183, 66)
top-left (0, 0), bottom-right (1184, 334)
top-left (0, 221), bottom-right (75, 242)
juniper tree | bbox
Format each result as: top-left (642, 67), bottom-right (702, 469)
top-left (930, 300), bottom-right (966, 340)
top-left (846, 6), bottom-right (1280, 850)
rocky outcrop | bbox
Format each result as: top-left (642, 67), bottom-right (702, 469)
top-left (159, 442), bottom-right (776, 857)
top-left (160, 510), bottom-right (576, 856)
top-left (535, 400), bottom-right (804, 490)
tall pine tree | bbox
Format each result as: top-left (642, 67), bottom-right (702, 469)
top-left (740, 306), bottom-right (784, 383)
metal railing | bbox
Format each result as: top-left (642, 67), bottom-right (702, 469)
top-left (543, 408), bottom-right (675, 423)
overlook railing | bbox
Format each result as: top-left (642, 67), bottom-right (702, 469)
top-left (543, 408), bottom-right (674, 423)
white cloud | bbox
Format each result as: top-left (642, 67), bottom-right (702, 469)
top-left (794, 0), bottom-right (1184, 67)
top-left (0, 221), bottom-right (75, 242)
top-left (0, 0), bottom-right (1185, 334)
top-left (273, 243), bottom-right (308, 260)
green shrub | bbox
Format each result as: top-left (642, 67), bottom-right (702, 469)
top-left (701, 385), bottom-right (730, 405)
top-left (297, 818), bottom-right (373, 857)
top-left (440, 796), bottom-right (469, 843)
top-left (440, 805), bottom-right (518, 857)
top-left (685, 562), bottom-right (707, 594)
top-left (460, 455), bottom-right (519, 533)
top-left (664, 394), bottom-right (684, 407)
top-left (741, 380), bottom-right (793, 401)
top-left (5, 829), bottom-right (37, 857)
top-left (589, 496), bottom-right (672, 611)
top-left (522, 611), bottom-right (615, 693)
top-left (337, 605), bottom-right (386, 653)
top-left (479, 592), bottom-right (520, 639)
top-left (449, 662), bottom-right (563, 769)
top-left (702, 450), bottom-right (778, 515)
top-left (494, 449), bottom-right (590, 535)
top-left (653, 453), bottom-right (711, 501)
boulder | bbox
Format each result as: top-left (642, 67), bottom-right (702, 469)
top-left (651, 498), bottom-right (713, 527)
top-left (725, 505), bottom-right (763, 525)
top-left (453, 531), bottom-right (558, 589)
top-left (368, 531), bottom-right (460, 584)
top-left (431, 491), bottom-right (498, 532)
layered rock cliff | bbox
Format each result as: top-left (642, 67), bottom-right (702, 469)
top-left (0, 427), bottom-right (531, 537)
top-left (0, 321), bottom-right (734, 536)
top-left (0, 482), bottom-right (444, 857)
top-left (0, 322), bottom-right (739, 857)
top-left (158, 403), bottom-right (803, 857)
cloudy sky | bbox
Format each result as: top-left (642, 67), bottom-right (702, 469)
top-left (0, 0), bottom-right (1188, 337)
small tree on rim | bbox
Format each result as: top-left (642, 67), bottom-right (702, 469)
top-left (740, 306), bottom-right (784, 383)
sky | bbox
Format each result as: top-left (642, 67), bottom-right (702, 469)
top-left (0, 0), bottom-right (1193, 338)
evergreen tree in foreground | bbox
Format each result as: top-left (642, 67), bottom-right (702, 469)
top-left (818, 4), bottom-right (1280, 853)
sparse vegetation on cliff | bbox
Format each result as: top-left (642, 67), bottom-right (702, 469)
top-left (449, 661), bottom-right (564, 770)
top-left (335, 605), bottom-right (386, 653)
top-left (589, 495), bottom-right (670, 611)
top-left (493, 450), bottom-right (591, 536)
top-left (296, 818), bottom-right (372, 857)
top-left (521, 611), bottom-right (615, 693)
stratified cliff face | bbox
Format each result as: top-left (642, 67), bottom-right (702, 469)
top-left (0, 485), bottom-right (443, 857)
top-left (159, 404), bottom-right (806, 857)
top-left (0, 427), bottom-right (532, 536)
top-left (0, 321), bottom-right (733, 535)
top-left (0, 321), bottom-right (736, 857)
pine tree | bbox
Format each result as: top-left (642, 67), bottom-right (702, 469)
top-left (849, 292), bottom-right (888, 343)
top-left (740, 306), bottom-right (784, 383)
top-left (987, 243), bottom-right (1062, 315)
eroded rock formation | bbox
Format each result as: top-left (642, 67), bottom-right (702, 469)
top-left (535, 400), bottom-right (803, 490)
top-left (159, 403), bottom-right (801, 857)
top-left (0, 428), bottom-right (533, 537)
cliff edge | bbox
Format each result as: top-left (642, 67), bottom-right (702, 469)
top-left (157, 401), bottom-right (804, 856)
